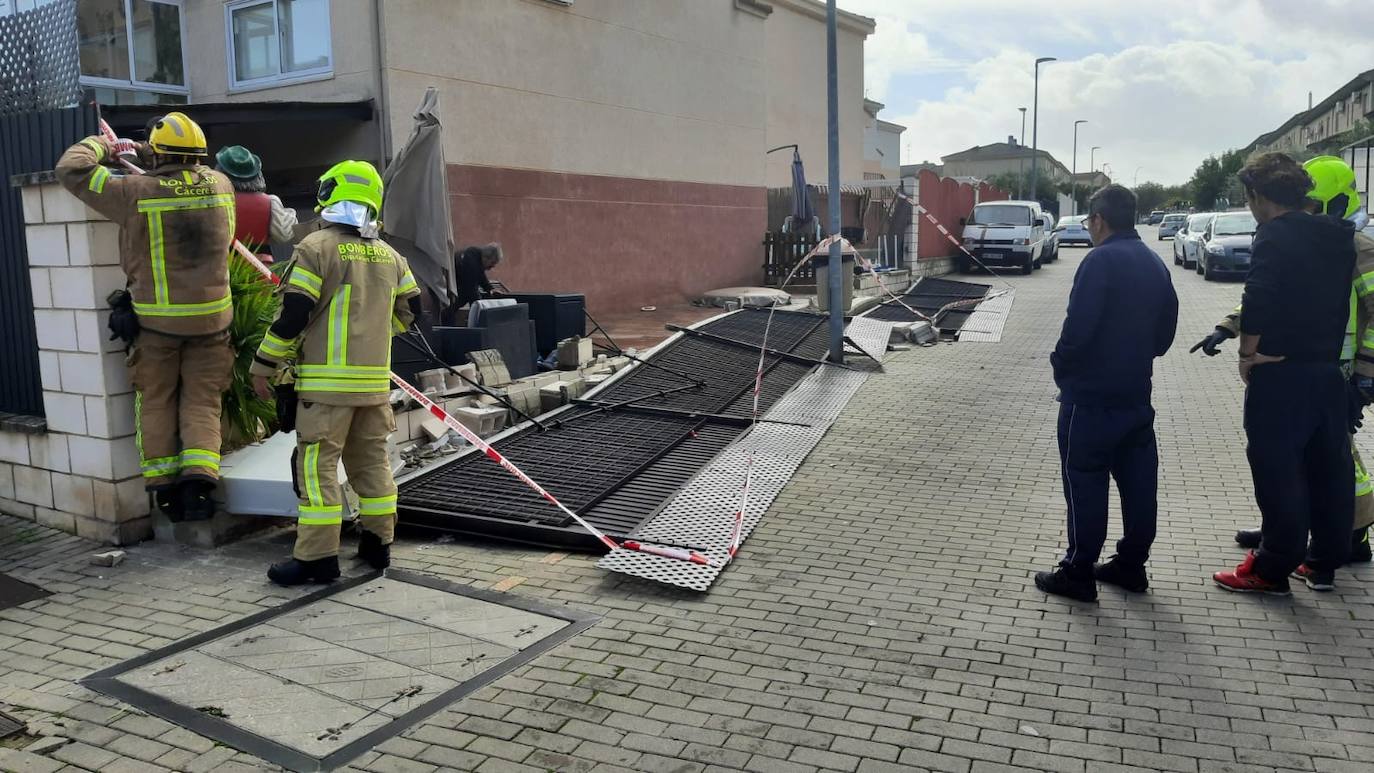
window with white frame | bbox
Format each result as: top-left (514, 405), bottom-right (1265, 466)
top-left (76, 0), bottom-right (187, 92)
top-left (226, 0), bottom-right (332, 90)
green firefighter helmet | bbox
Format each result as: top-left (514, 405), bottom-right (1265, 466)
top-left (1303, 155), bottom-right (1360, 219)
top-left (316, 160), bottom-right (384, 214)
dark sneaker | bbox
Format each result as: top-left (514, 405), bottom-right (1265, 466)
top-left (1351, 528), bottom-right (1372, 564)
top-left (1234, 528), bottom-right (1262, 549)
top-left (1213, 552), bottom-right (1291, 595)
top-left (1292, 564), bottom-right (1335, 592)
top-left (153, 484), bottom-right (183, 523)
top-left (267, 556), bottom-right (341, 587)
top-left (180, 479), bottom-right (216, 522)
top-left (356, 531), bottom-right (391, 570)
top-left (1094, 556), bottom-right (1149, 593)
top-left (1034, 565), bottom-right (1097, 602)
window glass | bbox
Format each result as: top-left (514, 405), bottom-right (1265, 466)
top-left (279, 0), bottom-right (330, 73)
top-left (78, 0), bottom-right (130, 81)
top-left (232, 2), bottom-right (278, 82)
top-left (969, 205), bottom-right (1032, 226)
top-left (130, 0), bottom-right (183, 86)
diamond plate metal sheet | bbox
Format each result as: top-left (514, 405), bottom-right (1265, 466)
top-left (844, 316), bottom-right (895, 364)
top-left (598, 367), bottom-right (871, 590)
top-left (0, 0), bottom-right (80, 115)
top-left (957, 289), bottom-right (1015, 343)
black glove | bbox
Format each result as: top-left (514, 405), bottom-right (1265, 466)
top-left (1348, 380), bottom-right (1366, 435)
top-left (1189, 327), bottom-right (1234, 356)
top-left (275, 383), bottom-right (298, 433)
top-left (106, 289), bottom-right (139, 345)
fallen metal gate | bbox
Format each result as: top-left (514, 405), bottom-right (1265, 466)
top-left (863, 276), bottom-right (991, 332)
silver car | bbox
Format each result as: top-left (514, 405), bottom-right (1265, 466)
top-left (1198, 211), bottom-right (1257, 280)
top-left (1173, 213), bottom-right (1214, 269)
top-left (1055, 214), bottom-right (1091, 245)
top-left (1158, 212), bottom-right (1187, 239)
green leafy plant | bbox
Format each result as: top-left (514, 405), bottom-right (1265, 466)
top-left (221, 247), bottom-right (282, 452)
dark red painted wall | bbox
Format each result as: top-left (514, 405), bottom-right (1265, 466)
top-left (915, 170), bottom-right (1009, 259)
top-left (447, 165), bottom-right (767, 315)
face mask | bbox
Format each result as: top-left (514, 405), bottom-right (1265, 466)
top-left (320, 201), bottom-right (380, 238)
top-left (1350, 209), bottom-right (1370, 231)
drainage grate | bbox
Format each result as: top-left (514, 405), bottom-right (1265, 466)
top-left (82, 570), bottom-right (597, 773)
top-left (863, 276), bottom-right (991, 332)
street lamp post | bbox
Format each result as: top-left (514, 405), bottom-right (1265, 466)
top-left (1133, 166), bottom-right (1144, 187)
top-left (824, 0), bottom-right (843, 363)
top-left (1029, 56), bottom-right (1056, 202)
top-left (1071, 119), bottom-right (1086, 216)
top-left (1017, 107), bottom-right (1027, 199)
top-left (1089, 146), bottom-right (1100, 180)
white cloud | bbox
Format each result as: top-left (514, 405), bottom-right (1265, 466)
top-left (845, 0), bottom-right (1374, 184)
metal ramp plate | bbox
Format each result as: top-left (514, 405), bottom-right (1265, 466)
top-left (957, 289), bottom-right (1015, 343)
top-left (598, 367), bottom-right (871, 590)
top-left (81, 571), bottom-right (597, 772)
top-left (844, 316), bottom-right (895, 364)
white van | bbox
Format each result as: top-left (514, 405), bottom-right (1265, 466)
top-left (959, 200), bottom-right (1046, 275)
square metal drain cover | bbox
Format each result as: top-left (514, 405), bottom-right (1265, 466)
top-left (82, 570), bottom-right (596, 771)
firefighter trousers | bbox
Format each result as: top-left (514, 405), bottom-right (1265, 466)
top-left (129, 329), bottom-right (234, 489)
top-left (1354, 444), bottom-right (1374, 531)
top-left (292, 401), bottom-right (397, 561)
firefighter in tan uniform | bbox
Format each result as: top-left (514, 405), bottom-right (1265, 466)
top-left (250, 161), bottom-right (421, 585)
top-left (56, 113), bottom-right (235, 522)
top-left (1191, 155), bottom-right (1374, 564)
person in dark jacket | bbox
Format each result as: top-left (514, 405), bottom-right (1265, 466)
top-left (1213, 153), bottom-right (1357, 594)
top-left (454, 243), bottom-right (503, 307)
top-left (1035, 184), bottom-right (1179, 602)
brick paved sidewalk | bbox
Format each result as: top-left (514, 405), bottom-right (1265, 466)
top-left (1, 234), bottom-right (1371, 773)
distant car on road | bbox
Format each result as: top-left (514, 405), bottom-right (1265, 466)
top-left (1147, 210), bottom-right (1165, 225)
top-left (1158, 212), bottom-right (1187, 239)
top-left (1173, 212), bottom-right (1214, 269)
top-left (1037, 213), bottom-right (1059, 263)
top-left (1198, 211), bottom-right (1257, 280)
top-left (1055, 214), bottom-right (1091, 245)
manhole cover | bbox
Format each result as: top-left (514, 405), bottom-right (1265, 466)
top-left (81, 570), bottom-right (596, 771)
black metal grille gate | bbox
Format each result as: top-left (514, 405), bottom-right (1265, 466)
top-left (864, 276), bottom-right (991, 332)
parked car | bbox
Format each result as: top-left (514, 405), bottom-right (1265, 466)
top-left (1173, 212), bottom-right (1214, 269)
top-left (1147, 210), bottom-right (1165, 225)
top-left (1158, 212), bottom-right (1187, 239)
top-left (1055, 214), bottom-right (1091, 245)
top-left (1198, 211), bottom-right (1257, 280)
top-left (1037, 213), bottom-right (1059, 263)
top-left (959, 200), bottom-right (1046, 275)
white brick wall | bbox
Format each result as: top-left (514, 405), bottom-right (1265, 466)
top-left (0, 181), bottom-right (148, 546)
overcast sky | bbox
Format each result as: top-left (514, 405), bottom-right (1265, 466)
top-left (844, 0), bottom-right (1374, 186)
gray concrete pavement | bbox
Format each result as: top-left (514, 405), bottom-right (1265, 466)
top-left (1, 227), bottom-right (1371, 773)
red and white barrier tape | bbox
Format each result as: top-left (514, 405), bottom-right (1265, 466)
top-left (726, 300), bottom-right (778, 559)
top-left (99, 121), bottom-right (714, 568)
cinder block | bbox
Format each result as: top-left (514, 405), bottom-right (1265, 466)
top-left (76, 514), bottom-right (150, 546)
top-left (85, 394), bottom-right (136, 439)
top-left (24, 224), bottom-right (68, 266)
top-left (0, 497), bottom-right (36, 521)
top-left (51, 472), bottom-right (95, 517)
top-left (75, 309), bottom-right (123, 354)
top-left (42, 391), bottom-right (87, 434)
top-left (49, 266), bottom-right (104, 310)
top-left (34, 506), bottom-right (74, 534)
top-left (28, 268), bottom-right (52, 309)
top-left (0, 432), bottom-right (29, 465)
top-left (0, 463), bottom-right (13, 500)
top-left (21, 184), bottom-right (43, 224)
top-left (110, 436), bottom-right (140, 480)
top-left (40, 183), bottom-right (97, 223)
top-left (27, 433), bottom-right (69, 473)
top-left (103, 351), bottom-right (132, 395)
top-left (58, 351), bottom-right (105, 395)
top-left (38, 351), bottom-right (60, 391)
top-left (14, 466), bottom-right (53, 509)
top-left (66, 222), bottom-right (121, 266)
top-left (68, 435), bottom-right (113, 479)
top-left (92, 479), bottom-right (117, 517)
top-left (33, 309), bottom-right (78, 351)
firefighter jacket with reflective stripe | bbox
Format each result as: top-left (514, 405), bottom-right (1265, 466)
top-left (250, 224), bottom-right (420, 406)
top-left (1217, 231), bottom-right (1374, 374)
top-left (56, 138), bottom-right (236, 337)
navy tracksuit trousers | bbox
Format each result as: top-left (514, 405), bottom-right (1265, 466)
top-left (1059, 402), bottom-right (1159, 569)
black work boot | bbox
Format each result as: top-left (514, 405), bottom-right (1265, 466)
top-left (267, 556), bottom-right (341, 587)
top-left (153, 484), bottom-right (184, 523)
top-left (1235, 528), bottom-right (1262, 549)
top-left (180, 479), bottom-right (216, 522)
top-left (1094, 555), bottom-right (1149, 593)
top-left (1034, 563), bottom-right (1097, 602)
top-left (1351, 527), bottom-right (1372, 564)
top-left (356, 531), bottom-right (391, 570)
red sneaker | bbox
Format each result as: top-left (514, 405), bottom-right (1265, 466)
top-left (1213, 552), bottom-right (1291, 595)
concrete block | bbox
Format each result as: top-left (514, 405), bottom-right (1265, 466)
top-left (91, 479), bottom-right (117, 517)
top-left (451, 406), bottom-right (507, 436)
top-left (28, 268), bottom-right (52, 309)
top-left (49, 266), bottom-right (98, 309)
top-left (33, 309), bottom-right (78, 351)
top-left (444, 363), bottom-right (478, 391)
top-left (51, 472), bottom-right (95, 517)
top-left (90, 550), bottom-right (125, 567)
top-left (85, 393), bottom-right (136, 439)
top-left (42, 391), bottom-right (86, 434)
top-left (21, 184), bottom-right (44, 224)
top-left (35, 507), bottom-right (74, 533)
top-left (58, 351), bottom-right (104, 395)
top-left (68, 435), bottom-right (113, 479)
top-left (38, 351), bottom-right (60, 391)
top-left (24, 223), bottom-right (68, 266)
top-left (417, 368), bottom-right (447, 393)
top-left (0, 463), bottom-right (13, 500)
top-left (110, 436), bottom-right (141, 480)
top-left (420, 416), bottom-right (448, 441)
top-left (15, 466), bottom-right (53, 509)
top-left (0, 431), bottom-right (30, 465)
top-left (557, 336), bottom-right (593, 370)
top-left (76, 514), bottom-right (150, 545)
top-left (40, 183), bottom-right (94, 223)
top-left (102, 351), bottom-right (132, 394)
top-left (28, 432), bottom-right (69, 473)
top-left (66, 222), bottom-right (121, 266)
top-left (115, 477), bottom-right (149, 520)
top-left (0, 497), bottom-right (36, 520)
top-left (75, 310), bottom-right (123, 355)
top-left (539, 383), bottom-right (570, 412)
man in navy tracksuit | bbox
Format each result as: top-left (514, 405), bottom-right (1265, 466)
top-left (1036, 185), bottom-right (1179, 602)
